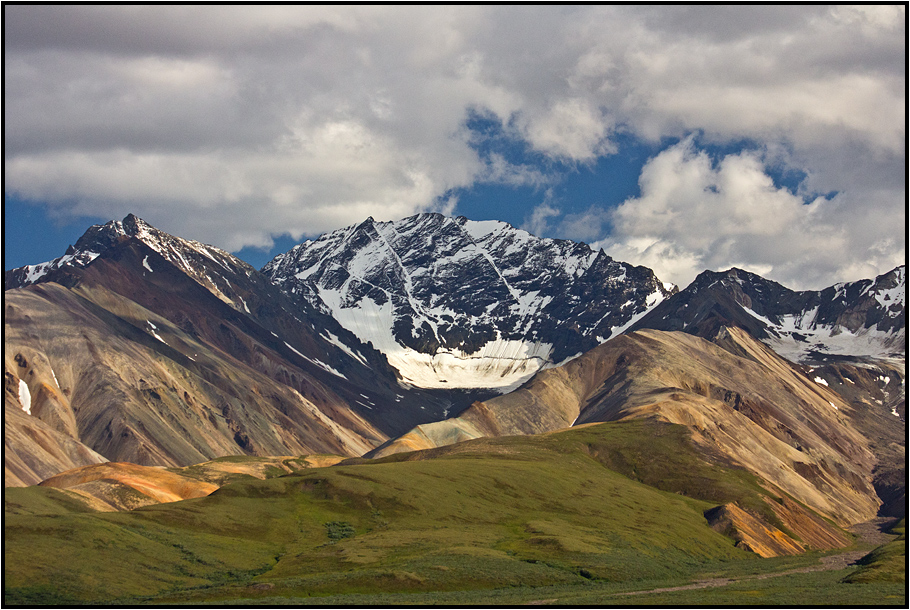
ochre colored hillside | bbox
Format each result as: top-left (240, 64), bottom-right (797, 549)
top-left (374, 327), bottom-right (879, 528)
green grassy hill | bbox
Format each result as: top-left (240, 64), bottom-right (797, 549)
top-left (1, 420), bottom-right (894, 605)
top-left (842, 519), bottom-right (906, 584)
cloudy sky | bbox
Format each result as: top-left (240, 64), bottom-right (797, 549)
top-left (4, 5), bottom-right (906, 289)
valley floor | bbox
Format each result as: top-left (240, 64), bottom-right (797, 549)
top-left (185, 531), bottom-right (904, 607)
top-left (5, 422), bottom-right (904, 606)
top-left (93, 518), bottom-right (906, 606)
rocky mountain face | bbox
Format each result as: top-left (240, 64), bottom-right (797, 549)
top-left (263, 213), bottom-right (675, 392)
top-left (630, 265), bottom-right (905, 364)
top-left (4, 215), bottom-right (491, 484)
top-left (804, 358), bottom-right (906, 519)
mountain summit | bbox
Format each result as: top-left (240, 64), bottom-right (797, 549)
top-left (7, 214), bottom-right (260, 316)
top-left (263, 213), bottom-right (676, 391)
top-left (631, 265), bottom-right (906, 363)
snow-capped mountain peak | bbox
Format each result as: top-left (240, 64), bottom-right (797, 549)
top-left (632, 264), bottom-right (906, 364)
top-left (264, 212), bottom-right (676, 391)
top-left (6, 214), bottom-right (256, 313)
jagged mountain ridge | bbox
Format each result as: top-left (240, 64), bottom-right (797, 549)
top-left (631, 265), bottom-right (905, 363)
top-left (7, 214), bottom-right (253, 302)
top-left (263, 212), bottom-right (676, 391)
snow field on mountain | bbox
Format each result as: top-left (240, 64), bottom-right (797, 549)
top-left (459, 218), bottom-right (505, 240)
top-left (868, 267), bottom-right (905, 310)
top-left (740, 303), bottom-right (905, 362)
top-left (19, 250), bottom-right (101, 284)
top-left (318, 283), bottom-right (552, 390)
top-left (602, 287), bottom-right (668, 339)
top-left (385, 335), bottom-right (554, 392)
top-left (777, 322), bottom-right (904, 361)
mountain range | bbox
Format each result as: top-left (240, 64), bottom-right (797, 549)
top-left (3, 212), bottom-right (905, 603)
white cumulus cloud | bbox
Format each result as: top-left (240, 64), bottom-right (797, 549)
top-left (3, 5), bottom-right (904, 287)
top-left (594, 138), bottom-right (905, 289)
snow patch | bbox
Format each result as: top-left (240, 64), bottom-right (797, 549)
top-left (311, 359), bottom-right (348, 379)
top-left (320, 277), bottom-right (555, 390)
top-left (540, 351), bottom-right (584, 373)
top-left (283, 341), bottom-right (308, 359)
top-left (741, 305), bottom-right (775, 327)
top-left (146, 321), bottom-right (168, 344)
top-left (24, 263), bottom-right (50, 283)
top-left (18, 379), bottom-right (32, 415)
top-left (321, 330), bottom-right (369, 366)
top-left (461, 219), bottom-right (507, 240)
top-left (17, 250), bottom-right (101, 285)
top-left (285, 341), bottom-right (348, 379)
top-left (142, 256), bottom-right (153, 272)
top-left (383, 336), bottom-right (554, 393)
top-left (609, 289), bottom-right (666, 337)
top-left (814, 376), bottom-right (829, 387)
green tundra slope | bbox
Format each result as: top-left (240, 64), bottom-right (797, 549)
top-left (0, 420), bottom-right (888, 605)
top-left (843, 519), bottom-right (906, 584)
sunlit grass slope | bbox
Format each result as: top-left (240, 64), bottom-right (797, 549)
top-left (2, 420), bottom-right (835, 604)
top-left (843, 519), bottom-right (906, 584)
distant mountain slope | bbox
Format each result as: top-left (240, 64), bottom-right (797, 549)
top-left (624, 266), bottom-right (905, 519)
top-left (5, 253), bottom-right (382, 477)
top-left (263, 213), bottom-right (675, 391)
top-left (630, 266), bottom-right (905, 363)
top-left (806, 359), bottom-right (906, 519)
top-left (372, 327), bottom-right (880, 527)
top-left (4, 391), bottom-right (107, 488)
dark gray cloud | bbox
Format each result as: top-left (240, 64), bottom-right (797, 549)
top-left (630, 5), bottom-right (828, 42)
